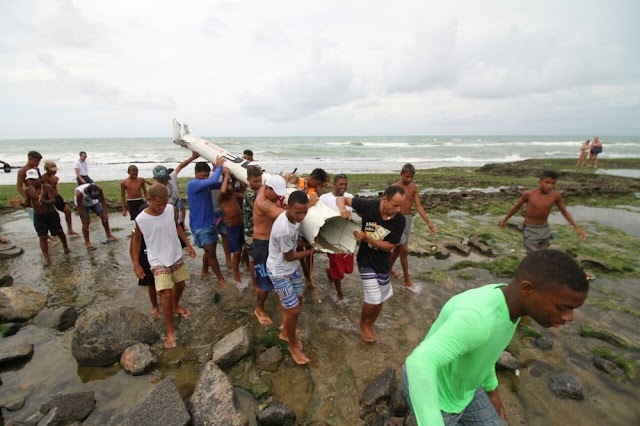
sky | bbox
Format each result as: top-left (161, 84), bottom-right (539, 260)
top-left (1, 0), bottom-right (639, 138)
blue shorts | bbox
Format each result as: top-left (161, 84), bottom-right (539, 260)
top-left (253, 239), bottom-right (274, 292)
top-left (81, 203), bottom-right (104, 221)
top-left (268, 268), bottom-right (303, 309)
top-left (227, 225), bottom-right (244, 253)
top-left (192, 225), bottom-right (219, 248)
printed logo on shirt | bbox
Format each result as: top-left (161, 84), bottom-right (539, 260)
top-left (364, 222), bottom-right (390, 249)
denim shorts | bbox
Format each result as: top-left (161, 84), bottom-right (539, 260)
top-left (192, 225), bottom-right (219, 248)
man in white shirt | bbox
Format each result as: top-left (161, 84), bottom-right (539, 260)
top-left (74, 151), bottom-right (93, 185)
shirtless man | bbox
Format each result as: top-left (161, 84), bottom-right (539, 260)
top-left (219, 167), bottom-right (246, 284)
top-left (41, 160), bottom-right (78, 235)
top-left (17, 151), bottom-right (42, 201)
top-left (120, 165), bottom-right (148, 221)
top-left (252, 175), bottom-right (288, 325)
top-left (390, 163), bottom-right (437, 290)
top-left (21, 169), bottom-right (70, 265)
top-left (500, 170), bottom-right (587, 253)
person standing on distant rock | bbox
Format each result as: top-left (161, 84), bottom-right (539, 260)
top-left (577, 139), bottom-right (590, 168)
top-left (41, 160), bottom-right (79, 236)
top-left (589, 137), bottom-right (603, 168)
top-left (404, 250), bottom-right (589, 425)
top-left (74, 151), bottom-right (94, 185)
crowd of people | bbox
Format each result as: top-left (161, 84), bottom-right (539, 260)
top-left (9, 146), bottom-right (593, 425)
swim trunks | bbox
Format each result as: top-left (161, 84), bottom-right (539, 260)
top-left (523, 223), bottom-right (553, 254)
top-left (268, 267), bottom-right (303, 309)
top-left (253, 239), bottom-right (275, 292)
top-left (81, 202), bottom-right (104, 221)
top-left (127, 198), bottom-right (145, 221)
top-left (591, 146), bottom-right (603, 154)
top-left (226, 224), bottom-right (244, 253)
top-left (151, 259), bottom-right (189, 292)
top-left (327, 253), bottom-right (354, 280)
top-left (398, 214), bottom-right (413, 246)
top-left (34, 211), bottom-right (63, 237)
top-left (192, 225), bottom-right (218, 248)
top-left (359, 266), bottom-right (393, 304)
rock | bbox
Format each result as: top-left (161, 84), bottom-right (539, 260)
top-left (34, 306), bottom-right (78, 331)
top-left (38, 407), bottom-right (57, 426)
top-left (71, 306), bottom-right (159, 366)
top-left (1, 387), bottom-right (28, 411)
top-left (190, 361), bottom-right (248, 426)
top-left (535, 337), bottom-right (554, 350)
top-left (390, 387), bottom-right (409, 417)
top-left (39, 391), bottom-right (96, 424)
top-left (120, 343), bottom-right (156, 375)
top-left (496, 351), bottom-right (518, 371)
top-left (227, 357), bottom-right (272, 399)
top-left (257, 403), bottom-right (296, 426)
top-left (0, 245), bottom-right (23, 260)
top-left (212, 325), bottom-right (254, 369)
top-left (443, 239), bottom-right (471, 256)
top-left (361, 368), bottom-right (396, 406)
top-left (593, 357), bottom-right (625, 377)
top-left (431, 241), bottom-right (450, 260)
top-left (0, 274), bottom-right (13, 287)
top-left (121, 377), bottom-right (190, 426)
top-left (0, 322), bottom-right (22, 337)
top-left (549, 374), bottom-right (584, 400)
top-left (468, 235), bottom-right (493, 256)
top-left (255, 346), bottom-right (283, 372)
top-left (0, 343), bottom-right (34, 368)
top-left (0, 287), bottom-right (47, 321)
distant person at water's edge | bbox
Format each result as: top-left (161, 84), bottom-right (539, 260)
top-left (41, 160), bottom-right (79, 235)
top-left (74, 151), bottom-right (93, 185)
top-left (75, 183), bottom-right (118, 250)
top-left (577, 139), bottom-right (590, 168)
top-left (337, 185), bottom-right (406, 342)
top-left (499, 170), bottom-right (586, 253)
top-left (404, 250), bottom-right (589, 425)
top-left (589, 136), bottom-right (603, 168)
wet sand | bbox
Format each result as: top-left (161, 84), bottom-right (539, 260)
top-left (1, 209), bottom-right (639, 425)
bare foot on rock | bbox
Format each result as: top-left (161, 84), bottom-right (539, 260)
top-left (392, 270), bottom-right (403, 279)
top-left (151, 307), bottom-right (160, 318)
top-left (254, 307), bottom-right (273, 325)
top-left (289, 345), bottom-right (310, 365)
top-left (359, 321), bottom-right (376, 342)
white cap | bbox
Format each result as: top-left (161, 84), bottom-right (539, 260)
top-left (265, 175), bottom-right (287, 197)
top-left (25, 169), bottom-right (40, 180)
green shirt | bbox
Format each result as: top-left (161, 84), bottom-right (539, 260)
top-left (406, 284), bottom-right (519, 426)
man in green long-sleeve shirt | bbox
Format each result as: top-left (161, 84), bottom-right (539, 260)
top-left (405, 250), bottom-right (589, 425)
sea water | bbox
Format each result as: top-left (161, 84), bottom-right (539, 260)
top-left (0, 135), bottom-right (639, 186)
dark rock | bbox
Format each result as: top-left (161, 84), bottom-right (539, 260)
top-left (369, 413), bottom-right (387, 426)
top-left (255, 346), bottom-right (283, 372)
top-left (593, 357), bottom-right (625, 377)
top-left (0, 287), bottom-right (47, 321)
top-left (443, 239), bottom-right (471, 256)
top-left (257, 403), bottom-right (296, 426)
top-left (549, 374), bottom-right (584, 400)
top-left (38, 407), bottom-right (57, 426)
top-left (190, 360), bottom-right (248, 426)
top-left (120, 343), bottom-right (156, 375)
top-left (0, 245), bottom-right (23, 260)
top-left (535, 337), bottom-right (554, 350)
top-left (0, 275), bottom-right (13, 287)
top-left (431, 241), bottom-right (450, 260)
top-left (227, 357), bottom-right (272, 399)
top-left (389, 387), bottom-right (409, 417)
top-left (212, 325), bottom-right (254, 369)
top-left (39, 391), bottom-right (96, 424)
top-left (387, 417), bottom-right (406, 426)
top-left (121, 377), bottom-right (190, 426)
top-left (496, 351), bottom-right (518, 370)
top-left (361, 368), bottom-right (396, 406)
top-left (71, 306), bottom-right (159, 366)
top-left (0, 343), bottom-right (33, 368)
top-left (0, 322), bottom-right (22, 337)
top-left (468, 235), bottom-right (493, 256)
top-left (34, 306), bottom-right (78, 331)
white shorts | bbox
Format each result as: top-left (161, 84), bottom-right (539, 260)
top-left (359, 266), bottom-right (393, 304)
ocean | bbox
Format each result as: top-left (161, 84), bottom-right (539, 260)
top-left (1, 135), bottom-right (639, 186)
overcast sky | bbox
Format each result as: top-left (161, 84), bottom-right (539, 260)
top-left (1, 1), bottom-right (639, 138)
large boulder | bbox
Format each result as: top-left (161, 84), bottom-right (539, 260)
top-left (120, 343), bottom-right (156, 375)
top-left (212, 325), bottom-right (254, 368)
top-left (0, 287), bottom-right (47, 321)
top-left (71, 306), bottom-right (159, 366)
top-left (190, 361), bottom-right (248, 426)
top-left (121, 377), bottom-right (190, 426)
top-left (255, 346), bottom-right (283, 372)
top-left (257, 403), bottom-right (296, 426)
top-left (39, 391), bottom-right (96, 425)
top-left (361, 368), bottom-right (396, 406)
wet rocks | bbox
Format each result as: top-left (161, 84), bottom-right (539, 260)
top-left (121, 377), bottom-right (190, 426)
top-left (189, 360), bottom-right (248, 426)
top-left (256, 346), bottom-right (283, 372)
top-left (443, 239), bottom-right (471, 256)
top-left (0, 274), bottom-right (13, 287)
top-left (535, 337), bottom-right (554, 351)
top-left (549, 374), bottom-right (584, 400)
top-left (593, 357), bottom-right (625, 377)
top-left (71, 306), bottom-right (159, 366)
top-left (0, 245), bottom-right (23, 260)
top-left (0, 322), bottom-right (22, 337)
top-left (496, 351), bottom-right (519, 371)
top-left (361, 368), bottom-right (396, 406)
top-left (468, 235), bottom-right (493, 256)
top-left (212, 325), bottom-right (254, 369)
top-left (0, 343), bottom-right (33, 368)
top-left (257, 403), bottom-right (296, 426)
top-left (39, 391), bottom-right (96, 425)
top-left (34, 306), bottom-right (78, 331)
top-left (120, 343), bottom-right (156, 375)
top-left (0, 287), bottom-right (47, 321)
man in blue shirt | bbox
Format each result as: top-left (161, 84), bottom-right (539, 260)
top-left (186, 157), bottom-right (227, 287)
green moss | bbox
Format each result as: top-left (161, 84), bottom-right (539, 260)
top-left (579, 325), bottom-right (633, 350)
top-left (416, 269), bottom-right (452, 285)
top-left (593, 347), bottom-right (637, 379)
top-left (449, 256), bottom-right (519, 278)
top-left (255, 331), bottom-right (288, 352)
top-left (518, 324), bottom-right (543, 339)
top-left (457, 272), bottom-right (475, 281)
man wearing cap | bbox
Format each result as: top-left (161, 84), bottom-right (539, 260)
top-left (252, 174), bottom-right (288, 325)
top-left (75, 183), bottom-right (118, 250)
top-left (74, 151), bottom-right (93, 185)
top-left (186, 157), bottom-right (227, 286)
top-left (21, 169), bottom-right (70, 266)
top-left (41, 160), bottom-right (78, 235)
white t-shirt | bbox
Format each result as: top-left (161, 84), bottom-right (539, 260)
top-left (267, 211), bottom-right (300, 277)
top-left (74, 183), bottom-right (99, 207)
top-left (320, 192), bottom-right (353, 213)
top-left (135, 204), bottom-right (183, 268)
top-left (74, 159), bottom-right (89, 175)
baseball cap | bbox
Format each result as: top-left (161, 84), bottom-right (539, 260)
top-left (265, 175), bottom-right (287, 197)
top-left (86, 184), bottom-right (101, 199)
top-left (44, 160), bottom-right (57, 171)
top-left (153, 165), bottom-right (170, 181)
top-left (25, 169), bottom-right (40, 180)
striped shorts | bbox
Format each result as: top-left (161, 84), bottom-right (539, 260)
top-left (268, 267), bottom-right (303, 309)
top-left (359, 266), bottom-right (393, 304)
top-left (151, 258), bottom-right (189, 292)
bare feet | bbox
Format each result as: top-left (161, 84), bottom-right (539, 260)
top-left (359, 321), bottom-right (376, 342)
top-left (289, 345), bottom-right (310, 365)
top-left (44, 259), bottom-right (51, 267)
top-left (68, 230), bottom-right (79, 236)
top-left (254, 307), bottom-right (273, 325)
top-left (174, 306), bottom-right (191, 318)
top-left (151, 307), bottom-right (160, 318)
top-left (392, 270), bottom-right (403, 279)
top-left (63, 248), bottom-right (71, 254)
top-left (279, 330), bottom-right (303, 349)
top-left (404, 279), bottom-right (414, 288)
top-left (200, 269), bottom-right (212, 276)
top-left (106, 234), bottom-right (118, 241)
top-left (86, 245), bottom-right (97, 251)
top-left (163, 337), bottom-right (177, 349)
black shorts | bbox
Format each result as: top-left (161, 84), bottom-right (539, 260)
top-left (127, 199), bottom-right (145, 221)
top-left (54, 194), bottom-right (67, 212)
top-left (253, 239), bottom-right (274, 292)
top-left (34, 211), bottom-right (63, 237)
